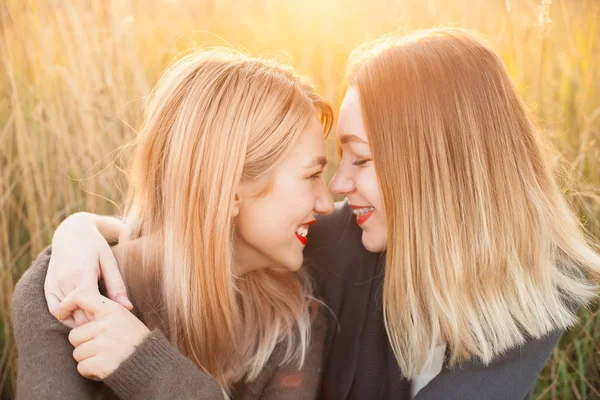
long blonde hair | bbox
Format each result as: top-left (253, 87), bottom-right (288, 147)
top-left (118, 49), bottom-right (332, 391)
top-left (346, 29), bottom-right (600, 377)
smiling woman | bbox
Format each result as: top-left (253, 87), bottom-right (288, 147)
top-left (11, 49), bottom-right (334, 399)
top-left (8, 23), bottom-right (600, 400)
top-left (321, 29), bottom-right (600, 398)
top-left (331, 87), bottom-right (387, 251)
top-left (234, 114), bottom-right (332, 274)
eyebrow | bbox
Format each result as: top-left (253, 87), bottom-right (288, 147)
top-left (305, 156), bottom-right (328, 168)
top-left (339, 134), bottom-right (368, 145)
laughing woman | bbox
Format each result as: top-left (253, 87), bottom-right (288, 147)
top-left (314, 29), bottom-right (600, 398)
top-left (35, 29), bottom-right (600, 399)
top-left (12, 50), bottom-right (334, 399)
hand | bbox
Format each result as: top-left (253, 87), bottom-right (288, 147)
top-left (59, 288), bottom-right (151, 381)
top-left (45, 212), bottom-right (133, 328)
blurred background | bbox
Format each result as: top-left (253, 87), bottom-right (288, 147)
top-left (1, 0), bottom-right (599, 398)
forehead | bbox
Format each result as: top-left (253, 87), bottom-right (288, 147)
top-left (285, 113), bottom-right (327, 161)
top-left (337, 86), bottom-right (369, 143)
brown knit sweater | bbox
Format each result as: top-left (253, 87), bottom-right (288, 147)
top-left (12, 246), bottom-right (327, 400)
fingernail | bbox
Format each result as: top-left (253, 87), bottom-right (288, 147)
top-left (118, 295), bottom-right (134, 309)
top-left (57, 311), bottom-right (62, 321)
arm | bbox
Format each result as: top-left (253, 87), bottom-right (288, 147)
top-left (45, 212), bottom-right (131, 327)
top-left (12, 247), bottom-right (101, 399)
top-left (413, 329), bottom-right (564, 400)
top-left (103, 330), bottom-right (225, 400)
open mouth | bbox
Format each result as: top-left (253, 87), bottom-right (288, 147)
top-left (351, 206), bottom-right (375, 225)
top-left (295, 219), bottom-right (316, 246)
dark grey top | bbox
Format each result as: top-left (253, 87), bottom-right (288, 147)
top-left (304, 201), bottom-right (567, 400)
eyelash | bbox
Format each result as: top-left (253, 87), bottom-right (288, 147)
top-left (309, 172), bottom-right (323, 180)
top-left (352, 159), bottom-right (371, 167)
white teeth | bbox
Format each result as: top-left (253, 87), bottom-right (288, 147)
top-left (296, 225), bottom-right (308, 237)
top-left (352, 207), bottom-right (375, 216)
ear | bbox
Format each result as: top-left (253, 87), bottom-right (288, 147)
top-left (232, 193), bottom-right (241, 217)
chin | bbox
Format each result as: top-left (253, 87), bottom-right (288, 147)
top-left (287, 256), bottom-right (304, 271)
top-left (273, 253), bottom-right (303, 272)
top-left (361, 233), bottom-right (387, 253)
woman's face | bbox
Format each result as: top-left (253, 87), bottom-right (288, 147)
top-left (329, 86), bottom-right (387, 252)
top-left (234, 113), bottom-right (334, 274)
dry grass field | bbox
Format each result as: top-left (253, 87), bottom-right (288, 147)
top-left (1, 0), bottom-right (599, 398)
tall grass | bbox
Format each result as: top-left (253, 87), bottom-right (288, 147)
top-left (1, 0), bottom-right (599, 398)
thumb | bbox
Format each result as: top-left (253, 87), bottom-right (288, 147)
top-left (59, 288), bottom-right (114, 321)
top-left (98, 247), bottom-right (133, 310)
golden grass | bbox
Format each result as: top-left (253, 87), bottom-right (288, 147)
top-left (1, 0), bottom-right (599, 398)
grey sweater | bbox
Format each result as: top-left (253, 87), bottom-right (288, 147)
top-left (12, 246), bottom-right (327, 400)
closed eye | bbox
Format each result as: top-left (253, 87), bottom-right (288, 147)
top-left (352, 159), bottom-right (371, 167)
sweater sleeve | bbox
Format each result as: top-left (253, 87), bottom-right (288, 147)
top-left (12, 246), bottom-right (103, 399)
top-left (103, 329), bottom-right (224, 400)
top-left (413, 328), bottom-right (565, 400)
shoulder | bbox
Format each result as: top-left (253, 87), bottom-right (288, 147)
top-left (12, 246), bottom-right (52, 320)
top-left (11, 245), bottom-right (73, 357)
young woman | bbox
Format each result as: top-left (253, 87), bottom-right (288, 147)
top-left (12, 49), bottom-right (335, 399)
top-left (34, 29), bottom-right (600, 399)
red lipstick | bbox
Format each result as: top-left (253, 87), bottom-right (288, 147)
top-left (295, 219), bottom-right (315, 246)
top-left (350, 205), bottom-right (375, 225)
top-left (295, 233), bottom-right (307, 245)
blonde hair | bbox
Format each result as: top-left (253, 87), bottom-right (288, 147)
top-left (346, 29), bottom-right (600, 377)
top-left (118, 49), bottom-right (332, 391)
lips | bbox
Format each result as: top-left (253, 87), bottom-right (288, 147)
top-left (295, 233), bottom-right (307, 245)
top-left (295, 219), bottom-right (316, 246)
top-left (350, 205), bottom-right (375, 225)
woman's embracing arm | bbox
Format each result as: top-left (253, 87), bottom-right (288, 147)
top-left (44, 212), bottom-right (132, 328)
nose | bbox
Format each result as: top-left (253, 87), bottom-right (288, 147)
top-left (314, 181), bottom-right (334, 215)
top-left (329, 164), bottom-right (355, 195)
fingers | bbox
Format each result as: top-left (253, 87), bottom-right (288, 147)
top-left (72, 338), bottom-right (98, 363)
top-left (98, 246), bottom-right (133, 310)
top-left (44, 290), bottom-right (62, 319)
top-left (59, 289), bottom-right (115, 322)
top-left (72, 308), bottom-right (91, 327)
top-left (76, 358), bottom-right (102, 381)
top-left (46, 249), bottom-right (103, 325)
top-left (68, 318), bottom-right (106, 347)
top-left (44, 285), bottom-right (79, 328)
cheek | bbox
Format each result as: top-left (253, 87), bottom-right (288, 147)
top-left (258, 180), bottom-right (311, 234)
top-left (357, 168), bottom-right (388, 250)
top-left (356, 168), bottom-right (384, 210)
